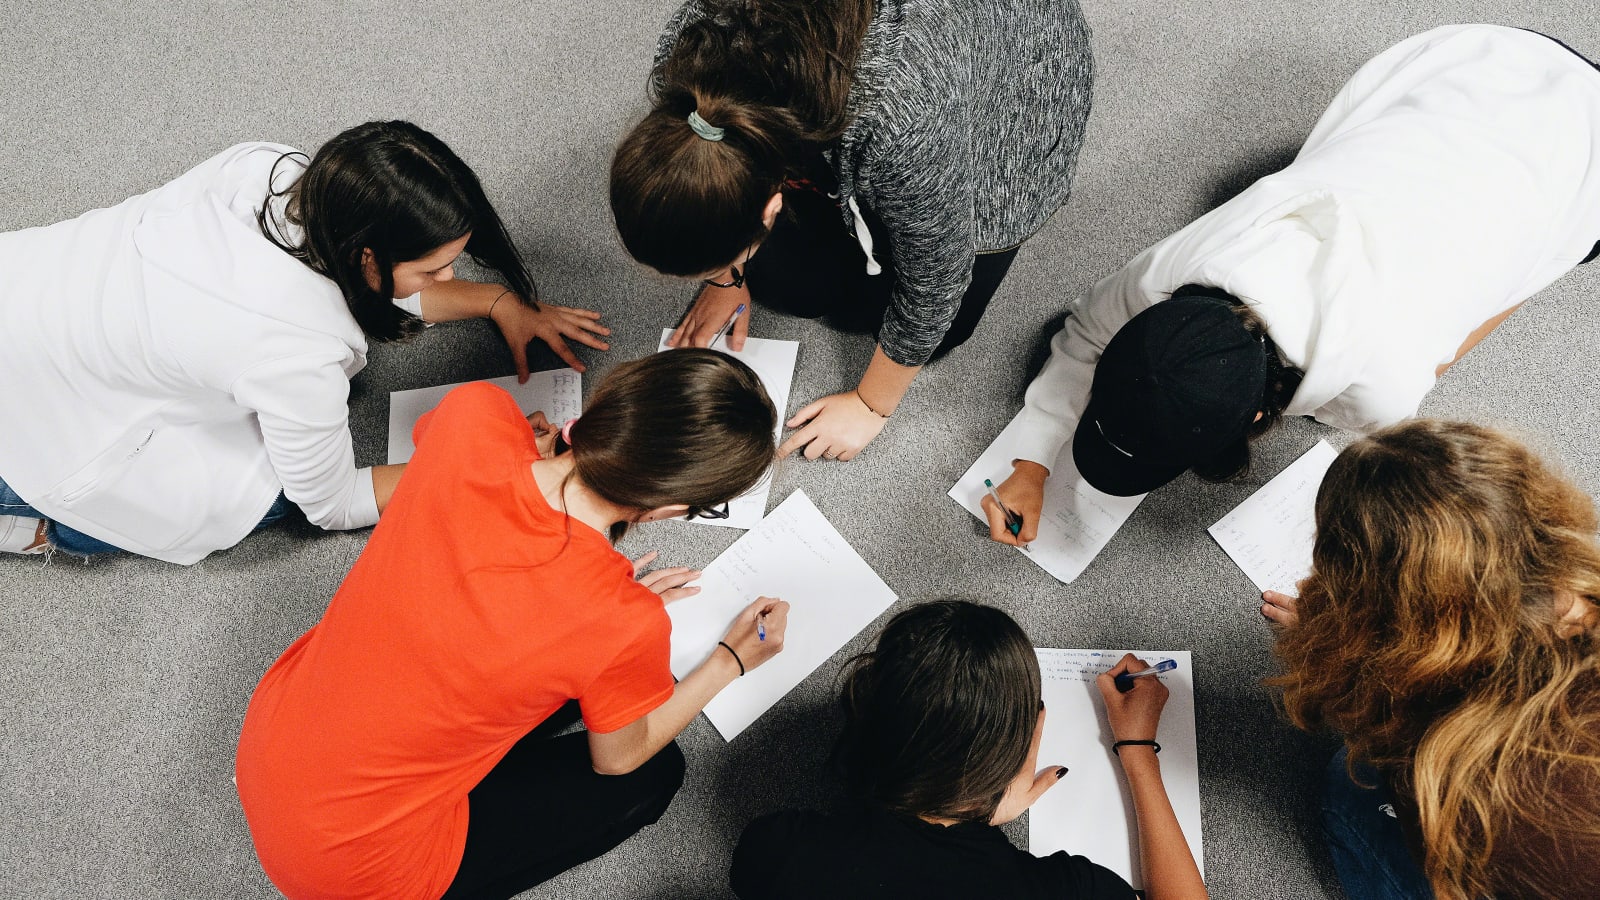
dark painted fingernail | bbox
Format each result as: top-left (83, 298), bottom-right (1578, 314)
top-left (1056, 767), bottom-right (1068, 779)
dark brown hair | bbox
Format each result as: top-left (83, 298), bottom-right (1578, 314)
top-left (261, 120), bottom-right (539, 341)
top-left (610, 0), bottom-right (873, 276)
top-left (567, 349), bottom-right (776, 541)
top-left (1171, 283), bottom-right (1304, 482)
top-left (1272, 419), bottom-right (1600, 899)
top-left (834, 600), bottom-right (1041, 823)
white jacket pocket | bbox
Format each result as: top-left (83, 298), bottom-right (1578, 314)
top-left (44, 424), bottom-right (207, 552)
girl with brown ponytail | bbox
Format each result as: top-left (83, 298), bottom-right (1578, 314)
top-left (1262, 419), bottom-right (1600, 900)
top-left (611, 0), bottom-right (1094, 463)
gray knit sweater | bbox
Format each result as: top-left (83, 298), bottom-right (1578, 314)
top-left (656, 0), bottom-right (1095, 365)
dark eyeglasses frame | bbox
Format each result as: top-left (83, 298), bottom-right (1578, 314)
top-left (702, 248), bottom-right (753, 290)
top-left (684, 502), bottom-right (731, 521)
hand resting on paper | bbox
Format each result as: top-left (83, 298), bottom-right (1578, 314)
top-left (985, 460), bottom-right (1048, 546)
top-left (632, 551), bottom-right (702, 604)
top-left (990, 704), bottom-right (1068, 825)
top-left (1260, 590), bottom-right (1300, 628)
top-left (669, 282), bottom-right (751, 351)
top-left (1096, 654), bottom-right (1169, 745)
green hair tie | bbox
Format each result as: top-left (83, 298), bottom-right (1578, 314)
top-left (687, 110), bottom-right (725, 142)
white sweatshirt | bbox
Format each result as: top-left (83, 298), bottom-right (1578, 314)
top-left (1013, 25), bottom-right (1600, 469)
top-left (0, 143), bottom-right (381, 564)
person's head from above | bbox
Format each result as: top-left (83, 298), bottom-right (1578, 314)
top-left (264, 120), bottom-right (537, 342)
top-left (608, 0), bottom-right (872, 280)
top-left (1073, 284), bottom-right (1304, 497)
top-left (1274, 419), bottom-right (1600, 900)
top-left (564, 349), bottom-right (777, 542)
top-left (834, 600), bottom-right (1041, 824)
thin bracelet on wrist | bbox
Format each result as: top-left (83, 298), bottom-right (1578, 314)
top-left (855, 389), bottom-right (890, 418)
top-left (1111, 739), bottom-right (1160, 756)
top-left (487, 289), bottom-right (513, 318)
top-left (717, 640), bottom-right (745, 676)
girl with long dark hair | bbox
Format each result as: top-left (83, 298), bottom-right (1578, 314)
top-left (733, 601), bottom-right (1206, 900)
top-left (237, 350), bottom-right (789, 900)
top-left (0, 121), bottom-right (607, 563)
top-left (611, 0), bottom-right (1094, 463)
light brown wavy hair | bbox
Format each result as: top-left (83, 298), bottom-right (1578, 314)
top-left (1272, 419), bottom-right (1600, 899)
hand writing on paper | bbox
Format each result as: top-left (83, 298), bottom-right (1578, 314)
top-left (778, 392), bottom-right (888, 461)
top-left (632, 551), bottom-right (702, 604)
top-left (991, 705), bottom-right (1068, 825)
top-left (1260, 590), bottom-right (1300, 628)
top-left (1096, 654), bottom-right (1169, 744)
top-left (526, 411), bottom-right (557, 458)
top-left (986, 460), bottom-right (1048, 545)
top-left (721, 596), bottom-right (790, 671)
top-left (490, 293), bottom-right (611, 379)
top-left (669, 283), bottom-right (750, 351)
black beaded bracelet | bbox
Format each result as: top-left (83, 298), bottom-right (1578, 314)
top-left (717, 641), bottom-right (745, 676)
top-left (1112, 739), bottom-right (1161, 756)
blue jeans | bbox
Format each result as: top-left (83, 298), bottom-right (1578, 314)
top-left (1322, 748), bottom-right (1434, 900)
top-left (0, 476), bottom-right (294, 557)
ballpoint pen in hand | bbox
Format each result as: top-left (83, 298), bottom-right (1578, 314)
top-left (710, 303), bottom-right (747, 349)
top-left (1114, 658), bottom-right (1177, 693)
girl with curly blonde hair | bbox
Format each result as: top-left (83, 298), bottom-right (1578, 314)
top-left (1262, 419), bottom-right (1600, 899)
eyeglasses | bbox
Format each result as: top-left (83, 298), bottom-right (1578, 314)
top-left (685, 502), bottom-right (731, 521)
top-left (701, 248), bottom-right (753, 290)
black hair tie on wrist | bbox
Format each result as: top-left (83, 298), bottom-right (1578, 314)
top-left (1112, 739), bottom-right (1160, 756)
top-left (717, 641), bottom-right (745, 676)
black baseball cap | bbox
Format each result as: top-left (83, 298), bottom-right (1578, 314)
top-left (1072, 294), bottom-right (1267, 496)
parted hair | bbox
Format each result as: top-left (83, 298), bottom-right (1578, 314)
top-left (261, 120), bottom-right (539, 341)
top-left (610, 0), bottom-right (874, 276)
top-left (567, 349), bottom-right (776, 542)
top-left (833, 600), bottom-right (1041, 823)
top-left (1272, 419), bottom-right (1600, 900)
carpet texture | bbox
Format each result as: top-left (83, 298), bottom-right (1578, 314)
top-left (3, 2), bottom-right (1598, 898)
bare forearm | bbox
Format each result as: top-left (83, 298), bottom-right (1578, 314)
top-left (594, 650), bottom-right (740, 774)
top-left (1122, 751), bottom-right (1207, 900)
top-left (418, 280), bottom-right (513, 323)
top-left (372, 464), bottom-right (405, 514)
top-left (856, 345), bottom-right (923, 416)
top-left (1437, 302), bottom-right (1522, 377)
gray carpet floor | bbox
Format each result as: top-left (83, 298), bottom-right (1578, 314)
top-left (3, 1), bottom-right (1599, 897)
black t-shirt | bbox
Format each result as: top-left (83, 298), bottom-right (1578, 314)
top-left (730, 803), bottom-right (1137, 900)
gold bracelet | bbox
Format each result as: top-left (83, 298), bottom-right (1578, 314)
top-left (487, 289), bottom-right (513, 318)
top-left (856, 389), bottom-right (890, 418)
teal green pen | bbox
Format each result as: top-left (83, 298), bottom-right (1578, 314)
top-left (983, 479), bottom-right (1023, 537)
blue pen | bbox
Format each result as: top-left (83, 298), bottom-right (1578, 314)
top-left (710, 303), bottom-right (747, 349)
top-left (757, 611), bottom-right (767, 642)
top-left (983, 479), bottom-right (1023, 537)
top-left (1115, 659), bottom-right (1177, 693)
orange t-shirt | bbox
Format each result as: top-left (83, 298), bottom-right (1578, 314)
top-left (235, 382), bottom-right (675, 900)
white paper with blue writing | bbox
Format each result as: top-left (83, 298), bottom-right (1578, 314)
top-left (667, 490), bottom-right (897, 740)
top-left (950, 412), bottom-right (1146, 583)
top-left (385, 370), bottom-right (582, 463)
top-left (1208, 440), bottom-right (1338, 595)
top-left (656, 329), bottom-right (798, 530)
top-left (1028, 649), bottom-right (1203, 887)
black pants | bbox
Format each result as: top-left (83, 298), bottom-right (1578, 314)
top-left (441, 705), bottom-right (686, 900)
top-left (744, 186), bottom-right (1019, 360)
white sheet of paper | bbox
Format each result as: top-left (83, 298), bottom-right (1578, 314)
top-left (1029, 648), bottom-right (1203, 888)
top-left (1207, 440), bottom-right (1338, 596)
top-left (656, 330), bottom-right (798, 529)
top-left (950, 412), bottom-right (1145, 583)
top-left (386, 370), bottom-right (582, 464)
top-left (666, 490), bottom-right (897, 740)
